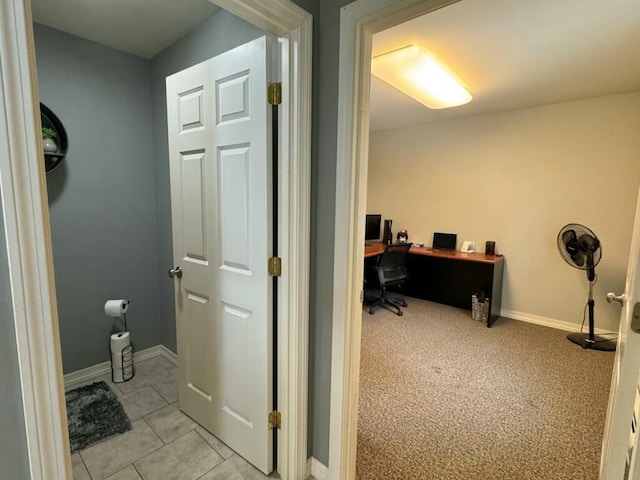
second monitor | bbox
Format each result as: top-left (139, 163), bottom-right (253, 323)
top-left (365, 214), bottom-right (382, 242)
top-left (432, 232), bottom-right (457, 251)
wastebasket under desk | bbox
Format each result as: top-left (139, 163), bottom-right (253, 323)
top-left (401, 247), bottom-right (504, 327)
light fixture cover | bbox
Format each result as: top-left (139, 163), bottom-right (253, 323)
top-left (372, 45), bottom-right (472, 109)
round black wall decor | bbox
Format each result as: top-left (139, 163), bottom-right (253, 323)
top-left (40, 103), bottom-right (68, 174)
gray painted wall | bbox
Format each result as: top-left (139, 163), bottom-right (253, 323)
top-left (150, 10), bottom-right (265, 353)
top-left (33, 24), bottom-right (161, 373)
top-left (0, 207), bottom-right (31, 478)
top-left (306, 0), bottom-right (351, 464)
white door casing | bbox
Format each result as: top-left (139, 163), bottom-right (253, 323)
top-left (167, 36), bottom-right (275, 474)
top-left (601, 188), bottom-right (640, 479)
top-left (330, 1), bottom-right (461, 477)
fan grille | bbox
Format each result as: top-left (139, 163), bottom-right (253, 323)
top-left (557, 223), bottom-right (601, 270)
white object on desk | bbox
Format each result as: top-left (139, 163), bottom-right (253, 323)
top-left (461, 241), bottom-right (475, 253)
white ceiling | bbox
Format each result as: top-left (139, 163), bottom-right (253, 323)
top-left (29, 0), bottom-right (640, 128)
top-left (370, 0), bottom-right (640, 131)
top-left (31, 0), bottom-right (220, 59)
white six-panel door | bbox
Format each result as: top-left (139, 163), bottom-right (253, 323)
top-left (166, 36), bottom-right (274, 474)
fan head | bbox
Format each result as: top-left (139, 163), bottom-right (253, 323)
top-left (557, 223), bottom-right (602, 270)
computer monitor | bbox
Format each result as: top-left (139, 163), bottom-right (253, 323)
top-left (365, 214), bottom-right (382, 241)
top-left (432, 232), bottom-right (457, 251)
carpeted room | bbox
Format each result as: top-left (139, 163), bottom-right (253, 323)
top-left (357, 0), bottom-right (640, 478)
top-left (356, 299), bottom-right (614, 479)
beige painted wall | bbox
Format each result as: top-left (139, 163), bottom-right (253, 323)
top-left (367, 92), bottom-right (640, 332)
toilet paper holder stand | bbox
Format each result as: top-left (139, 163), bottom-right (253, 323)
top-left (111, 339), bottom-right (135, 383)
top-left (112, 344), bottom-right (134, 383)
top-left (106, 299), bottom-right (135, 383)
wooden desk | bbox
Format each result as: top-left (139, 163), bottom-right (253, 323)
top-left (365, 242), bottom-right (387, 258)
top-left (365, 243), bottom-right (504, 327)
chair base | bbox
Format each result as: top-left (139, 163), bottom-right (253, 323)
top-left (366, 290), bottom-right (407, 316)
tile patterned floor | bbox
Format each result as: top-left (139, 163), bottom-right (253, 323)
top-left (68, 356), bottom-right (274, 480)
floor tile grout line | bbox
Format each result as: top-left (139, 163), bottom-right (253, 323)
top-left (79, 452), bottom-right (95, 480)
top-left (132, 462), bottom-right (144, 479)
top-left (140, 416), bottom-right (166, 446)
top-left (193, 426), bottom-right (235, 460)
top-left (132, 428), bottom-right (223, 479)
top-left (124, 388), bottom-right (169, 424)
top-left (194, 454), bottom-right (233, 480)
top-left (148, 380), bottom-right (173, 404)
top-left (169, 426), bottom-right (205, 444)
top-left (115, 418), bottom-right (169, 478)
top-left (143, 407), bottom-right (199, 445)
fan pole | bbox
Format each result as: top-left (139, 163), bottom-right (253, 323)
top-left (587, 297), bottom-right (595, 343)
top-left (567, 275), bottom-right (616, 351)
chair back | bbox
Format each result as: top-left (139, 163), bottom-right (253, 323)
top-left (376, 243), bottom-right (412, 285)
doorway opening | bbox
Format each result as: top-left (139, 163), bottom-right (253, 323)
top-left (330, 0), bottom-right (640, 478)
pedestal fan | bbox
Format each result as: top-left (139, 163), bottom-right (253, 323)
top-left (557, 223), bottom-right (616, 351)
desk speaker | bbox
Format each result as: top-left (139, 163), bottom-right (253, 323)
top-left (382, 219), bottom-right (393, 245)
top-left (485, 241), bottom-right (496, 255)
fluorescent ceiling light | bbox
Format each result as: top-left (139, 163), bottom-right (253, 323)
top-left (372, 45), bottom-right (472, 109)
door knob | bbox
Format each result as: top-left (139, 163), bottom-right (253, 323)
top-left (606, 292), bottom-right (624, 305)
top-left (168, 266), bottom-right (183, 279)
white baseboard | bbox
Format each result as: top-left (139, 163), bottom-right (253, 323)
top-left (64, 344), bottom-right (177, 390)
top-left (306, 457), bottom-right (328, 480)
top-left (158, 344), bottom-right (178, 366)
top-left (501, 308), bottom-right (617, 335)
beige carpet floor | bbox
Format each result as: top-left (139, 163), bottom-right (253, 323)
top-left (356, 298), bottom-right (615, 480)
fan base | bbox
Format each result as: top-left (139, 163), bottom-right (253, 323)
top-left (567, 332), bottom-right (616, 351)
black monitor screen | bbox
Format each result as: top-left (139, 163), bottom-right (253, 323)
top-left (365, 214), bottom-right (382, 241)
top-left (432, 232), bottom-right (457, 250)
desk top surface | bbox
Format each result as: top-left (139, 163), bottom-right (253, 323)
top-left (364, 242), bottom-right (503, 264)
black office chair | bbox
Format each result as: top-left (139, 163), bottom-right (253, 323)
top-left (367, 243), bottom-right (412, 316)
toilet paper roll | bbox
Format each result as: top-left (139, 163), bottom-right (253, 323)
top-left (112, 367), bottom-right (125, 383)
top-left (111, 348), bottom-right (133, 369)
top-left (113, 365), bottom-right (134, 383)
top-left (110, 331), bottom-right (131, 353)
top-left (104, 299), bottom-right (129, 317)
top-left (111, 352), bottom-right (124, 368)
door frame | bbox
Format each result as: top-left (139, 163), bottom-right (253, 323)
top-left (329, 2), bottom-right (460, 476)
top-left (0, 0), bottom-right (311, 479)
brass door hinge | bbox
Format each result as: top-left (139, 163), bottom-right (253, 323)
top-left (268, 257), bottom-right (282, 277)
top-left (268, 410), bottom-right (281, 430)
top-left (267, 82), bottom-right (282, 105)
